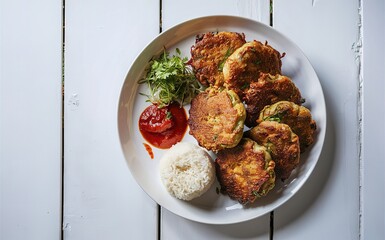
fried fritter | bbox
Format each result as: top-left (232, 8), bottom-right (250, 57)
top-left (247, 121), bottom-right (300, 181)
top-left (244, 73), bottom-right (303, 127)
top-left (189, 32), bottom-right (246, 87)
top-left (188, 88), bottom-right (246, 152)
top-left (258, 101), bottom-right (317, 152)
top-left (215, 138), bottom-right (275, 205)
top-left (223, 40), bottom-right (283, 98)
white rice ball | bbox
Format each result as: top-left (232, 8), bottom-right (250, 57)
top-left (159, 142), bottom-right (215, 201)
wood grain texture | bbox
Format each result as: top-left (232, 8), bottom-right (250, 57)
top-left (273, 0), bottom-right (360, 239)
top-left (160, 1), bottom-right (271, 239)
top-left (0, 0), bottom-right (62, 239)
top-left (361, 0), bottom-right (385, 239)
top-left (63, 0), bottom-right (159, 239)
top-left (161, 209), bottom-right (271, 240)
top-left (162, 0), bottom-right (270, 30)
top-left (2, 1), bottom-right (380, 239)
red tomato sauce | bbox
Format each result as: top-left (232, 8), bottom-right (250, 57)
top-left (139, 103), bottom-right (188, 149)
top-left (142, 143), bottom-right (154, 159)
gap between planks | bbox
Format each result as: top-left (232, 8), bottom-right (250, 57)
top-left (61, 0), bottom-right (65, 239)
top-left (269, 1), bottom-right (274, 239)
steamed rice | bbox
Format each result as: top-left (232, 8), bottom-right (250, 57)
top-left (159, 142), bottom-right (215, 201)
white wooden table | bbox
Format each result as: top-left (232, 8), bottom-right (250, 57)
top-left (1, 0), bottom-right (384, 239)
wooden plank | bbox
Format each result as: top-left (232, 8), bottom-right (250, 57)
top-left (63, 0), bottom-right (159, 239)
top-left (272, 0), bottom-right (360, 239)
top-left (162, 0), bottom-right (270, 30)
top-left (161, 209), bottom-right (272, 240)
top-left (0, 0), bottom-right (62, 239)
top-left (361, 0), bottom-right (385, 239)
top-left (160, 1), bottom-right (272, 239)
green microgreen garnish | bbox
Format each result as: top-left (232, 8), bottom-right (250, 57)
top-left (252, 190), bottom-right (262, 197)
top-left (138, 48), bottom-right (204, 108)
top-left (166, 111), bottom-right (173, 120)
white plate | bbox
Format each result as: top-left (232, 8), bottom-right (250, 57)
top-left (118, 15), bottom-right (326, 224)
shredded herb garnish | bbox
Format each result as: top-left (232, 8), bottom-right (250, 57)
top-left (138, 48), bottom-right (204, 108)
top-left (252, 190), bottom-right (262, 197)
top-left (240, 82), bottom-right (250, 90)
top-left (218, 48), bottom-right (233, 71)
top-left (166, 111), bottom-right (173, 120)
top-left (264, 112), bottom-right (285, 123)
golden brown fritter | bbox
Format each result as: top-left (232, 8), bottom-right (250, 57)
top-left (222, 40), bottom-right (283, 98)
top-left (258, 101), bottom-right (317, 152)
top-left (188, 88), bottom-right (246, 152)
top-left (247, 121), bottom-right (300, 181)
top-left (244, 73), bottom-right (303, 127)
top-left (189, 32), bottom-right (246, 87)
top-left (215, 138), bottom-right (275, 205)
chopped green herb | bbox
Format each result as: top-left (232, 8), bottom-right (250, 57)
top-left (252, 190), bottom-right (262, 197)
top-left (212, 134), bottom-right (218, 141)
top-left (240, 82), bottom-right (250, 90)
top-left (166, 111), bottom-right (173, 120)
top-left (265, 116), bottom-right (281, 122)
top-left (265, 141), bottom-right (273, 153)
top-left (138, 48), bottom-right (204, 108)
top-left (218, 48), bottom-right (233, 71)
top-left (264, 112), bottom-right (285, 123)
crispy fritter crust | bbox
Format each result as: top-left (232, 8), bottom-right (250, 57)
top-left (258, 101), bottom-right (317, 152)
top-left (244, 73), bottom-right (303, 127)
top-left (223, 40), bottom-right (283, 98)
top-left (215, 138), bottom-right (275, 205)
top-left (247, 121), bottom-right (300, 181)
top-left (189, 32), bottom-right (246, 87)
top-left (188, 88), bottom-right (246, 152)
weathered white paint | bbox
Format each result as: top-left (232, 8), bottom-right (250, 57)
top-left (361, 0), bottom-right (385, 239)
top-left (161, 209), bottom-right (271, 240)
top-left (162, 0), bottom-right (270, 30)
top-left (0, 0), bottom-right (62, 239)
top-left (2, 0), bottom-right (383, 239)
top-left (63, 0), bottom-right (159, 239)
top-left (273, 0), bottom-right (361, 239)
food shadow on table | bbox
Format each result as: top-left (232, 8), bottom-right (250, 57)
top-left (270, 76), bottom-right (337, 227)
top-left (161, 207), bottom-right (273, 239)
